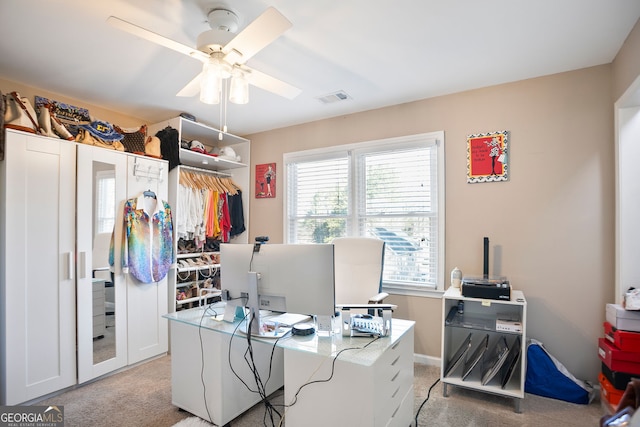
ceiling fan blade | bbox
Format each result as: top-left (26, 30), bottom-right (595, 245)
top-left (244, 67), bottom-right (301, 100)
top-left (223, 7), bottom-right (292, 65)
top-left (107, 16), bottom-right (209, 62)
top-left (176, 72), bottom-right (203, 97)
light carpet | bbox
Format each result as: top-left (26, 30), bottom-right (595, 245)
top-left (172, 417), bottom-right (214, 427)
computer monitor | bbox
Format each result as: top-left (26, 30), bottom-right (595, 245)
top-left (220, 243), bottom-right (335, 333)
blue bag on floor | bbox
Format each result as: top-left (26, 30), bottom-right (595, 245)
top-left (525, 339), bottom-right (592, 404)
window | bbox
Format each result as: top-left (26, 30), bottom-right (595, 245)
top-left (284, 131), bottom-right (445, 295)
top-left (95, 170), bottom-right (116, 234)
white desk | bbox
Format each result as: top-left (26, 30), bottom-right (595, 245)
top-left (164, 304), bottom-right (415, 427)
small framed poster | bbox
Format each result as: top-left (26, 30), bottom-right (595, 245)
top-left (467, 130), bottom-right (509, 183)
top-left (255, 163), bottom-right (276, 198)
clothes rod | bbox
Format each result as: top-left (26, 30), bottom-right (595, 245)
top-left (180, 165), bottom-right (232, 178)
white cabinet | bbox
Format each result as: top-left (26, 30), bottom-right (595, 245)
top-left (283, 321), bottom-right (415, 427)
top-left (440, 287), bottom-right (527, 412)
top-left (169, 318), bottom-right (284, 425)
top-left (166, 308), bottom-right (414, 427)
top-left (148, 117), bottom-right (250, 312)
top-left (1, 132), bottom-right (171, 403)
top-left (76, 144), bottom-right (129, 383)
top-left (124, 155), bottom-right (169, 364)
top-left (0, 130), bottom-right (77, 405)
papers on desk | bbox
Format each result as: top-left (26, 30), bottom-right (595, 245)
top-left (266, 313), bottom-right (312, 327)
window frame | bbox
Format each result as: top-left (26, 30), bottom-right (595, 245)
top-left (283, 131), bottom-right (446, 297)
top-left (95, 169), bottom-right (116, 235)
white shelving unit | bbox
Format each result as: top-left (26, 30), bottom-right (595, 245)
top-left (175, 252), bottom-right (221, 309)
top-left (440, 287), bottom-right (527, 412)
top-left (148, 117), bottom-right (250, 313)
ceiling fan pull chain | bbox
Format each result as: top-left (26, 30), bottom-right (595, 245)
top-left (218, 83), bottom-right (224, 140)
top-left (223, 80), bottom-right (229, 135)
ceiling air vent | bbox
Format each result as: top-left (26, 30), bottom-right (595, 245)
top-left (316, 90), bottom-right (352, 104)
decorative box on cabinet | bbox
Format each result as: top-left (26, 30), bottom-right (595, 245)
top-left (148, 117), bottom-right (250, 313)
top-left (441, 287), bottom-right (527, 412)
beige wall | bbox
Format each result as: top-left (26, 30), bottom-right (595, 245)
top-left (612, 18), bottom-right (640, 102)
top-left (0, 78), bottom-right (145, 128)
top-left (247, 64), bottom-right (615, 381)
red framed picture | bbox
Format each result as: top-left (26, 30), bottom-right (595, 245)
top-left (467, 130), bottom-right (509, 183)
top-left (255, 163), bottom-right (276, 198)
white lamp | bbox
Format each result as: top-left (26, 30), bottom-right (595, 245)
top-left (200, 59), bottom-right (221, 104)
top-left (229, 70), bottom-right (249, 104)
top-left (199, 55), bottom-right (232, 104)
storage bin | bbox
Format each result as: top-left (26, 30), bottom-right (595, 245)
top-left (601, 362), bottom-right (638, 390)
top-left (604, 322), bottom-right (640, 352)
top-left (598, 338), bottom-right (640, 375)
top-left (599, 372), bottom-right (625, 408)
top-left (606, 304), bottom-right (640, 332)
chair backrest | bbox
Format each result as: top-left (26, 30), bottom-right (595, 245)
top-left (332, 237), bottom-right (385, 305)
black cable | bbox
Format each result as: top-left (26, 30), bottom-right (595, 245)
top-left (414, 376), bottom-right (441, 426)
top-left (197, 303), bottom-right (222, 427)
top-left (228, 310), bottom-right (260, 393)
top-left (242, 314), bottom-right (290, 426)
top-left (281, 336), bottom-right (381, 411)
top-left (225, 308), bottom-right (289, 426)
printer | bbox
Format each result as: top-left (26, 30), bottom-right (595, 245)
top-left (461, 276), bottom-right (511, 301)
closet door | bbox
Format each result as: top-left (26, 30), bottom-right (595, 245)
top-left (125, 156), bottom-right (170, 364)
top-left (0, 131), bottom-right (76, 404)
top-left (76, 144), bottom-right (128, 383)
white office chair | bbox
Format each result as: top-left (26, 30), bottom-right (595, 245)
top-left (332, 237), bottom-right (388, 306)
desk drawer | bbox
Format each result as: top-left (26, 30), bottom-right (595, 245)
top-left (374, 334), bottom-right (414, 421)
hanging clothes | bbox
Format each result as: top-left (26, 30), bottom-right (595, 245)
top-left (178, 168), bottom-right (245, 243)
top-left (205, 189), bottom-right (220, 238)
top-left (219, 192), bottom-right (231, 242)
top-left (121, 193), bottom-right (174, 283)
top-left (228, 190), bottom-right (246, 237)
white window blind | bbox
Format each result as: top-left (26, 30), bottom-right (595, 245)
top-left (287, 154), bottom-right (349, 242)
top-left (285, 132), bottom-right (445, 293)
top-left (95, 171), bottom-right (116, 234)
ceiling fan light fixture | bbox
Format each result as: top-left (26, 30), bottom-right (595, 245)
top-left (229, 71), bottom-right (249, 104)
top-left (200, 59), bottom-right (222, 104)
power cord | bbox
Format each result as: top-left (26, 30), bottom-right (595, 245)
top-left (197, 303), bottom-right (223, 427)
top-left (282, 336), bottom-right (381, 411)
top-left (227, 309), bottom-right (289, 426)
top-left (243, 314), bottom-right (288, 426)
top-left (414, 377), bottom-right (440, 426)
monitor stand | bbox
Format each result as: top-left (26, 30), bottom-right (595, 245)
top-left (244, 271), bottom-right (292, 338)
top-left (247, 271), bottom-right (262, 336)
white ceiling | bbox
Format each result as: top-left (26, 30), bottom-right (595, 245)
top-left (1, 0), bottom-right (639, 136)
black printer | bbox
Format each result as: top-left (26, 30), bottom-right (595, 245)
top-left (461, 276), bottom-right (511, 301)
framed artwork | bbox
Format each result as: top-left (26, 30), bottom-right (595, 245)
top-left (467, 130), bottom-right (509, 183)
top-left (255, 163), bottom-right (276, 198)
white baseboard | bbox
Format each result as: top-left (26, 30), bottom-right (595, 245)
top-left (414, 353), bottom-right (441, 367)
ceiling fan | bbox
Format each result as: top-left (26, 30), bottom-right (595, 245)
top-left (107, 7), bottom-right (301, 105)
